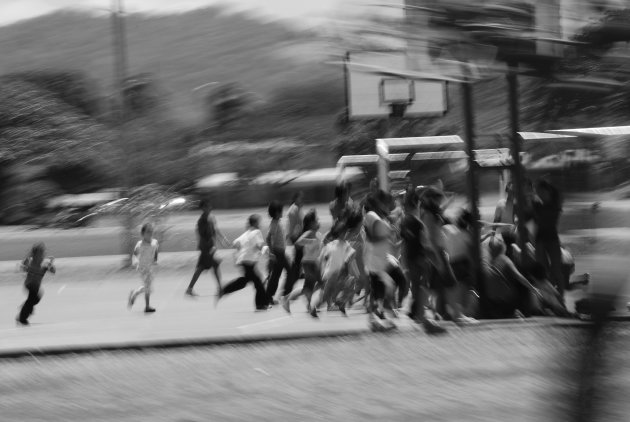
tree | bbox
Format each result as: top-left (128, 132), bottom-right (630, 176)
top-left (122, 73), bottom-right (166, 118)
top-left (0, 76), bottom-right (118, 223)
top-left (206, 82), bottom-right (252, 128)
top-left (3, 70), bottom-right (103, 118)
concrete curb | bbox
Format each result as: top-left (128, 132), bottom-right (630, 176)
top-left (0, 317), bottom-right (603, 360)
top-left (0, 327), bottom-right (371, 359)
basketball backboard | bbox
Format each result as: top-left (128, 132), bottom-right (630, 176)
top-left (345, 51), bottom-right (447, 120)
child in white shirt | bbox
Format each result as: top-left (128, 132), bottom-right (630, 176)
top-left (128, 223), bottom-right (159, 313)
top-left (217, 214), bottom-right (269, 311)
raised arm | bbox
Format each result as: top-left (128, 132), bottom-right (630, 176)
top-left (503, 257), bottom-right (539, 293)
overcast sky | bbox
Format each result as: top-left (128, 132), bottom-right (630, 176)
top-left (0, 0), bottom-right (367, 27)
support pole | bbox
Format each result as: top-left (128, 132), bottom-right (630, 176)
top-left (377, 153), bottom-right (390, 192)
top-left (506, 62), bottom-right (530, 260)
top-left (461, 80), bottom-right (484, 314)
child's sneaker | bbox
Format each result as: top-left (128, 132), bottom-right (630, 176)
top-left (339, 302), bottom-right (347, 317)
top-left (144, 307), bottom-right (156, 313)
top-left (382, 318), bottom-right (397, 331)
top-left (454, 316), bottom-right (479, 326)
top-left (422, 319), bottom-right (447, 335)
top-left (310, 307), bottom-right (319, 318)
top-left (15, 316), bottom-right (29, 326)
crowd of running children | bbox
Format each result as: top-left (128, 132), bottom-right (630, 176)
top-left (16, 176), bottom-right (582, 331)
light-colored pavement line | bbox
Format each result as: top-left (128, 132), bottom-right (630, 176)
top-left (237, 316), bottom-right (292, 331)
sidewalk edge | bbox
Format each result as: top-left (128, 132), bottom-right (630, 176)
top-left (0, 317), bottom-right (601, 360)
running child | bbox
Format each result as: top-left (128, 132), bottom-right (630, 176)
top-left (265, 200), bottom-right (292, 306)
top-left (17, 242), bottom-right (55, 325)
top-left (344, 208), bottom-right (369, 307)
top-left (128, 223), bottom-right (159, 313)
top-left (311, 221), bottom-right (359, 318)
top-left (217, 214), bottom-right (269, 311)
top-left (186, 200), bottom-right (229, 296)
top-left (364, 191), bottom-right (398, 328)
top-left (281, 209), bottom-right (323, 314)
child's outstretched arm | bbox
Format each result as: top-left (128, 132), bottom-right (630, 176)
top-left (48, 257), bottom-right (56, 274)
top-left (19, 257), bottom-right (29, 272)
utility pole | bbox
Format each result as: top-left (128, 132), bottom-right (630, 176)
top-left (111, 0), bottom-right (134, 265)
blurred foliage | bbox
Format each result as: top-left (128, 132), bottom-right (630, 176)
top-left (202, 74), bottom-right (344, 143)
top-left (574, 8), bottom-right (630, 49)
top-left (0, 70), bottom-right (199, 224)
top-left (93, 183), bottom-right (189, 244)
top-left (0, 76), bottom-right (116, 166)
top-left (0, 8), bottom-right (323, 124)
top-left (3, 70), bottom-right (103, 118)
top-left (207, 82), bottom-right (254, 128)
top-left (123, 74), bottom-right (166, 118)
top-left (0, 73), bottom-right (119, 223)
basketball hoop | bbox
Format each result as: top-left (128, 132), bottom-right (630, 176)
top-left (380, 78), bottom-right (414, 118)
top-left (389, 102), bottom-right (408, 118)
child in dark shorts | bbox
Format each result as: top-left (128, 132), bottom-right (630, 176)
top-left (186, 200), bottom-right (228, 296)
top-left (282, 210), bottom-right (323, 314)
top-left (17, 242), bottom-right (55, 325)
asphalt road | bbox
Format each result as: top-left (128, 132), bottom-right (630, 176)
top-left (2, 325), bottom-right (630, 422)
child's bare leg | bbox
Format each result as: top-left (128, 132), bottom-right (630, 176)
top-left (213, 265), bottom-right (222, 289)
top-left (187, 267), bottom-right (204, 292)
top-left (131, 286), bottom-right (145, 301)
top-left (288, 288), bottom-right (302, 302)
top-left (446, 287), bottom-right (466, 320)
top-left (310, 285), bottom-right (325, 316)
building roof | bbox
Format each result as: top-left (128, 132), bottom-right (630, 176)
top-left (547, 126), bottom-right (630, 137)
top-left (376, 136), bottom-right (464, 153)
top-left (518, 132), bottom-right (577, 140)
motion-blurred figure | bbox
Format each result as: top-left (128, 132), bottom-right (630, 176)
top-left (217, 215), bottom-right (268, 311)
top-left (17, 242), bottom-right (55, 325)
top-left (128, 223), bottom-right (159, 313)
top-left (285, 191), bottom-right (305, 300)
top-left (265, 201), bottom-right (291, 306)
top-left (186, 200), bottom-right (228, 296)
top-left (532, 178), bottom-right (564, 297)
top-left (282, 209), bottom-right (323, 314)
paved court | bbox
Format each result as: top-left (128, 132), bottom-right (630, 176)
top-left (0, 254), bottom-right (413, 357)
top-left (1, 250), bottom-right (629, 358)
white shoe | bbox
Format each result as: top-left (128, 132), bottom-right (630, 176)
top-left (454, 316), bottom-right (479, 326)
